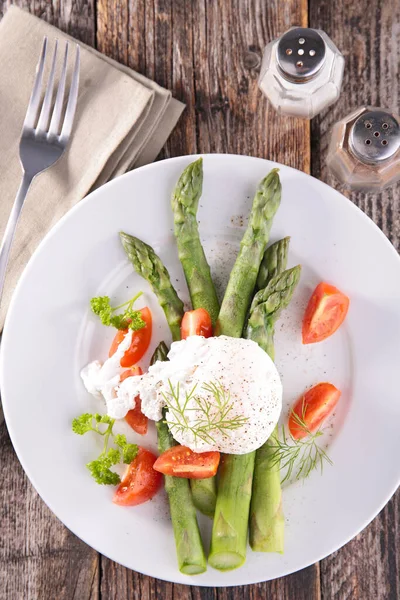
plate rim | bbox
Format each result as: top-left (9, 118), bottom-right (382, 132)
top-left (1, 153), bottom-right (400, 586)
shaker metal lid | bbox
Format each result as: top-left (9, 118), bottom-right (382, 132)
top-left (276, 28), bottom-right (326, 81)
top-left (349, 110), bottom-right (400, 163)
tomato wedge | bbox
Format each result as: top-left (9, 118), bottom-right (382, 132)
top-left (120, 365), bottom-right (143, 382)
top-left (120, 366), bottom-right (148, 435)
top-left (109, 307), bottom-right (152, 367)
top-left (125, 397), bottom-right (148, 435)
top-left (289, 383), bottom-right (341, 440)
top-left (302, 282), bottom-right (349, 344)
top-left (113, 447), bottom-right (162, 506)
top-left (181, 308), bottom-right (212, 339)
top-left (153, 445), bottom-right (220, 479)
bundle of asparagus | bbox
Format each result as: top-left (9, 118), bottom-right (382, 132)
top-left (120, 159), bottom-right (300, 574)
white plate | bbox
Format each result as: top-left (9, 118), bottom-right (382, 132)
top-left (1, 155), bottom-right (400, 586)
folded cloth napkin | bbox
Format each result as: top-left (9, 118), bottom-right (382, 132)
top-left (0, 6), bottom-right (184, 331)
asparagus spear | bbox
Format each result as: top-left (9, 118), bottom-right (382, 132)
top-left (171, 158), bottom-right (220, 326)
top-left (257, 237), bottom-right (290, 291)
top-left (171, 159), bottom-right (219, 517)
top-left (245, 266), bottom-right (301, 362)
top-left (249, 426), bottom-right (283, 553)
top-left (151, 343), bottom-right (207, 575)
top-left (156, 419), bottom-right (207, 574)
top-left (246, 264), bottom-right (301, 553)
top-left (120, 232), bottom-right (184, 342)
top-left (216, 168), bottom-right (281, 338)
top-left (209, 169), bottom-right (282, 572)
top-left (122, 236), bottom-right (206, 574)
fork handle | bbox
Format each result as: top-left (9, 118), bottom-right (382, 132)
top-left (0, 173), bottom-right (34, 306)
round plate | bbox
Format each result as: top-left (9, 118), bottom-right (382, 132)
top-left (1, 155), bottom-right (400, 586)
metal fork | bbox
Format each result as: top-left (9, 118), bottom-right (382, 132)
top-left (0, 37), bottom-right (80, 304)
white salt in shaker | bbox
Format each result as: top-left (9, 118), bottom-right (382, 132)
top-left (327, 107), bottom-right (400, 192)
top-left (259, 27), bottom-right (344, 119)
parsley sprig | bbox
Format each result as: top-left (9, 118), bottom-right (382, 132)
top-left (90, 291), bottom-right (145, 330)
top-left (72, 413), bottom-right (138, 485)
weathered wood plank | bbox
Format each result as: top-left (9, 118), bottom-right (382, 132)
top-left (0, 0), bottom-right (96, 45)
top-left (0, 2), bottom-right (98, 600)
top-left (213, 567), bottom-right (321, 600)
top-left (310, 1), bottom-right (400, 599)
top-left (96, 0), bottom-right (316, 597)
top-left (97, 0), bottom-right (198, 158)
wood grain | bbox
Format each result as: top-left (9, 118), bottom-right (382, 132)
top-left (97, 0), bottom-right (310, 170)
top-left (0, 0), bottom-right (96, 45)
top-left (310, 1), bottom-right (400, 599)
top-left (0, 0), bottom-right (399, 598)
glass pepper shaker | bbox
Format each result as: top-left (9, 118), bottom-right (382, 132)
top-left (258, 27), bottom-right (345, 119)
top-left (327, 107), bottom-right (400, 192)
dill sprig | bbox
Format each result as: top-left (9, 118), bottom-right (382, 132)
top-left (268, 409), bottom-right (333, 484)
top-left (162, 379), bottom-right (248, 445)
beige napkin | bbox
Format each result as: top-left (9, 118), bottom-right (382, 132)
top-left (0, 6), bottom-right (184, 331)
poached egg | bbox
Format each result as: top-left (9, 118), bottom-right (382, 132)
top-left (81, 335), bottom-right (282, 454)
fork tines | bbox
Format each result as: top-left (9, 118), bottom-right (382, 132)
top-left (24, 37), bottom-right (80, 141)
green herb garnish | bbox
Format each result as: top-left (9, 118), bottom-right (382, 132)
top-left (268, 410), bottom-right (333, 484)
top-left (72, 413), bottom-right (138, 485)
top-left (163, 379), bottom-right (249, 445)
top-left (90, 291), bottom-right (145, 330)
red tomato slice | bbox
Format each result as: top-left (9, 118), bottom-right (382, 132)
top-left (289, 382), bottom-right (341, 440)
top-left (153, 445), bottom-right (220, 479)
top-left (109, 307), bottom-right (152, 367)
top-left (113, 447), bottom-right (162, 506)
top-left (125, 397), bottom-right (148, 435)
top-left (302, 282), bottom-right (349, 344)
top-left (120, 365), bottom-right (143, 382)
top-left (181, 308), bottom-right (212, 339)
top-left (120, 366), bottom-right (148, 435)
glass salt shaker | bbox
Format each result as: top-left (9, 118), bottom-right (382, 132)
top-left (258, 27), bottom-right (345, 119)
top-left (327, 107), bottom-right (400, 192)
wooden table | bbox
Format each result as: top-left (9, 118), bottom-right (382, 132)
top-left (0, 1), bottom-right (399, 598)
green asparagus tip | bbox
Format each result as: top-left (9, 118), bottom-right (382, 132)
top-left (266, 168), bottom-right (280, 183)
top-left (119, 231), bottom-right (137, 255)
top-left (257, 168), bottom-right (281, 199)
top-left (188, 157), bottom-right (203, 179)
top-left (266, 168), bottom-right (280, 180)
top-left (185, 156), bottom-right (203, 173)
top-left (119, 231), bottom-right (150, 255)
top-left (119, 231), bottom-right (131, 244)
